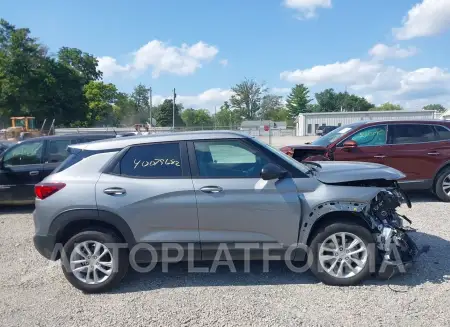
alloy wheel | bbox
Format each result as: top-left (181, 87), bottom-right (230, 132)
top-left (318, 232), bottom-right (368, 279)
top-left (69, 241), bottom-right (114, 285)
top-left (442, 174), bottom-right (450, 196)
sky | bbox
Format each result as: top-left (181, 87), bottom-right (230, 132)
top-left (1, 0), bottom-right (450, 112)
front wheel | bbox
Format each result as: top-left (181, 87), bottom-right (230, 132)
top-left (434, 167), bottom-right (450, 202)
top-left (309, 222), bottom-right (376, 286)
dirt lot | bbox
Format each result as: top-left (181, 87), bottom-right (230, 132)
top-left (0, 192), bottom-right (449, 327)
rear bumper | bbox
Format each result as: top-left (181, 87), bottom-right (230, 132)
top-left (33, 234), bottom-right (57, 260)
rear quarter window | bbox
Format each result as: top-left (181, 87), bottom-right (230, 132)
top-left (118, 143), bottom-right (182, 178)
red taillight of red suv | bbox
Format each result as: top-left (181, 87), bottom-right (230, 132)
top-left (35, 183), bottom-right (66, 200)
top-left (280, 146), bottom-right (294, 157)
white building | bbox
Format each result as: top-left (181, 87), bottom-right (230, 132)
top-left (440, 110), bottom-right (450, 120)
top-left (296, 110), bottom-right (437, 136)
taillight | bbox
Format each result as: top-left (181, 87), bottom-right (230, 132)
top-left (280, 146), bottom-right (294, 157)
top-left (35, 183), bottom-right (66, 200)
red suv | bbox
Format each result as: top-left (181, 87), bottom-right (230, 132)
top-left (281, 120), bottom-right (450, 201)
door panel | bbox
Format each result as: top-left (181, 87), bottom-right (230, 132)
top-left (192, 177), bottom-right (302, 246)
top-left (0, 140), bottom-right (44, 203)
top-left (190, 139), bottom-right (302, 260)
top-left (96, 141), bottom-right (199, 244)
top-left (384, 143), bottom-right (444, 181)
top-left (96, 174), bottom-right (199, 243)
top-left (384, 124), bottom-right (446, 181)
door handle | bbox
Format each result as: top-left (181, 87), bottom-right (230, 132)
top-left (103, 187), bottom-right (126, 196)
top-left (200, 186), bottom-right (223, 193)
top-left (374, 155), bottom-right (386, 159)
top-left (29, 171), bottom-right (39, 176)
top-left (427, 152), bottom-right (440, 156)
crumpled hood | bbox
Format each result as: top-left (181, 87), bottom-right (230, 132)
top-left (312, 161), bottom-right (406, 184)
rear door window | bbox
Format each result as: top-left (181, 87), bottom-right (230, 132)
top-left (434, 125), bottom-right (450, 141)
top-left (44, 139), bottom-right (72, 163)
top-left (389, 124), bottom-right (437, 144)
top-left (118, 143), bottom-right (182, 178)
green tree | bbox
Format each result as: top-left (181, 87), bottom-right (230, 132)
top-left (259, 94), bottom-right (283, 120)
top-left (181, 108), bottom-right (212, 127)
top-left (214, 101), bottom-right (241, 128)
top-left (230, 78), bottom-right (267, 119)
top-left (112, 92), bottom-right (135, 125)
top-left (286, 84), bottom-right (312, 117)
top-left (181, 108), bottom-right (197, 127)
top-left (315, 89), bottom-right (374, 112)
top-left (83, 81), bottom-right (118, 125)
top-left (0, 19), bottom-right (105, 127)
top-left (0, 19), bottom-right (49, 121)
top-left (372, 102), bottom-right (403, 111)
top-left (423, 104), bottom-right (446, 113)
top-left (306, 103), bottom-right (321, 112)
top-left (154, 99), bottom-right (184, 127)
top-left (57, 47), bottom-right (102, 83)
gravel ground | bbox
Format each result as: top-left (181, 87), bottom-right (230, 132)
top-left (0, 192), bottom-right (449, 327)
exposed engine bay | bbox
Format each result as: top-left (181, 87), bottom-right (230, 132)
top-left (365, 187), bottom-right (422, 277)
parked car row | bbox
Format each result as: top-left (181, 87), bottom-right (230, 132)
top-left (282, 120), bottom-right (450, 201)
top-left (0, 133), bottom-right (115, 204)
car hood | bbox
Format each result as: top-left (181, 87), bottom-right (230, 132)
top-left (311, 161), bottom-right (406, 184)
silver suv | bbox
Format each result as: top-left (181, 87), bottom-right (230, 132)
top-left (33, 131), bottom-right (419, 293)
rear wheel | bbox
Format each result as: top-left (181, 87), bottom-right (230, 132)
top-left (61, 230), bottom-right (129, 293)
top-left (434, 167), bottom-right (450, 202)
top-left (309, 222), bottom-right (375, 286)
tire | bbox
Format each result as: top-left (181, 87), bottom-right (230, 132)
top-left (434, 167), bottom-right (450, 202)
top-left (61, 230), bottom-right (129, 293)
top-left (309, 221), bottom-right (376, 286)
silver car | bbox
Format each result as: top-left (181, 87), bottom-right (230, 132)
top-left (33, 131), bottom-right (419, 293)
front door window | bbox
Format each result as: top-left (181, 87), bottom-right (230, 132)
top-left (3, 141), bottom-right (44, 167)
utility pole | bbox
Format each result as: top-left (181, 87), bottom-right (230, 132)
top-left (149, 87), bottom-right (152, 128)
top-left (214, 106), bottom-right (217, 129)
top-left (172, 88), bottom-right (176, 131)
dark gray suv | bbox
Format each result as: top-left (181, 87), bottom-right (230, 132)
top-left (33, 131), bottom-right (419, 293)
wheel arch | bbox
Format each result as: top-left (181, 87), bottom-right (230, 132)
top-left (298, 201), bottom-right (373, 246)
top-left (49, 209), bottom-right (136, 248)
top-left (433, 161), bottom-right (450, 187)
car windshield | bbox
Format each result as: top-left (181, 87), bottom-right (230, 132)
top-left (311, 122), bottom-right (366, 146)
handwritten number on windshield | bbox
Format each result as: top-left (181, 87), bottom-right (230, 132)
top-left (133, 159), bottom-right (180, 169)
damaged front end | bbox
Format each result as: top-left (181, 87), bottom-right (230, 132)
top-left (365, 186), bottom-right (422, 278)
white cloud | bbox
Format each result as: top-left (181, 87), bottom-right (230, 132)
top-left (280, 59), bottom-right (381, 86)
top-left (97, 56), bottom-right (130, 78)
top-left (219, 59), bottom-right (229, 67)
top-left (271, 87), bottom-right (291, 94)
top-left (280, 54), bottom-right (450, 109)
top-left (283, 0), bottom-right (332, 19)
top-left (98, 40), bottom-right (219, 78)
top-left (369, 43), bottom-right (418, 60)
top-left (393, 0), bottom-right (450, 40)
top-left (153, 88), bottom-right (234, 112)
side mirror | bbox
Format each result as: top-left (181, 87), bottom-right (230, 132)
top-left (343, 140), bottom-right (358, 150)
top-left (261, 163), bottom-right (287, 181)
